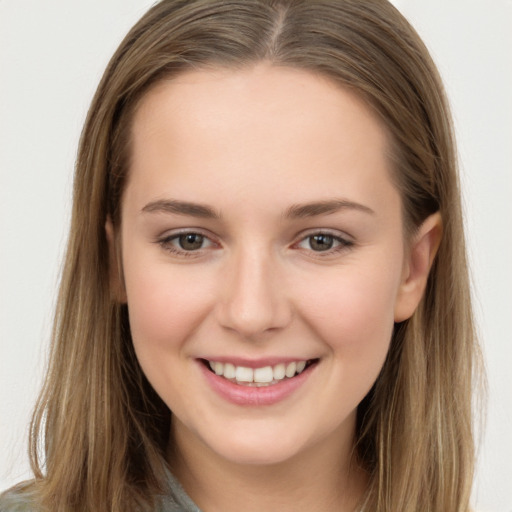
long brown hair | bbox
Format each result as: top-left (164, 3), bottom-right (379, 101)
top-left (7, 1), bottom-right (481, 510)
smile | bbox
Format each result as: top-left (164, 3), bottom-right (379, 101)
top-left (199, 358), bottom-right (319, 406)
top-left (206, 359), bottom-right (315, 387)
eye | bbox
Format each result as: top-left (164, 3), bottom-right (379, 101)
top-left (296, 232), bottom-right (353, 253)
top-left (176, 233), bottom-right (207, 251)
top-left (158, 231), bottom-right (217, 255)
top-left (304, 234), bottom-right (335, 252)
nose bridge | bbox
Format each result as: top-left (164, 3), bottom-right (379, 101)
top-left (217, 243), bottom-right (290, 338)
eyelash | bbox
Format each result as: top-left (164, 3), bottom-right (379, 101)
top-left (156, 230), bottom-right (354, 258)
top-left (294, 231), bottom-right (354, 256)
top-left (157, 230), bottom-right (218, 258)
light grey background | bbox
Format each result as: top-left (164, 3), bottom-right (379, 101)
top-left (1, 1), bottom-right (511, 510)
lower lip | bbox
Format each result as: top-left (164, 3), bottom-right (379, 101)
top-left (198, 361), bottom-right (316, 406)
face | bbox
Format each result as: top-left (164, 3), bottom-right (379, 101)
top-left (113, 64), bottom-right (431, 468)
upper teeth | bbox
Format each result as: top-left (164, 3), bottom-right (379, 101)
top-left (208, 360), bottom-right (308, 384)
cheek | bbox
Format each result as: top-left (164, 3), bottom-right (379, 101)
top-left (122, 257), bottom-right (214, 357)
top-left (122, 259), bottom-right (219, 413)
top-left (294, 260), bottom-right (401, 364)
top-left (294, 267), bottom-right (399, 418)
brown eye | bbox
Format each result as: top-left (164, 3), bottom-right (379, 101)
top-left (296, 232), bottom-right (353, 255)
top-left (308, 234), bottom-right (335, 251)
top-left (158, 231), bottom-right (216, 256)
top-left (178, 233), bottom-right (205, 250)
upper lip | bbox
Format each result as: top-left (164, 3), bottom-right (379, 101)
top-left (198, 357), bottom-right (317, 368)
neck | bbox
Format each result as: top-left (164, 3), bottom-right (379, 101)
top-left (168, 417), bottom-right (368, 512)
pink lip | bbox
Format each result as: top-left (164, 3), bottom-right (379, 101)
top-left (197, 359), bottom-right (317, 406)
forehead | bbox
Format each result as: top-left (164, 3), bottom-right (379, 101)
top-left (125, 64), bottom-right (397, 217)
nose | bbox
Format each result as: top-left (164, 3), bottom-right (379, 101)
top-left (216, 246), bottom-right (292, 339)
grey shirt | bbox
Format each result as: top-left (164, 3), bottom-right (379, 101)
top-left (0, 471), bottom-right (201, 512)
top-left (157, 471), bottom-right (202, 512)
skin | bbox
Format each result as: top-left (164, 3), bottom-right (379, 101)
top-left (107, 64), bottom-right (441, 512)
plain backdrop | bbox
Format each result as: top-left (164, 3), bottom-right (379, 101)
top-left (1, 1), bottom-right (511, 510)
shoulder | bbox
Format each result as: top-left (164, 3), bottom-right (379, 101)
top-left (158, 470), bottom-right (202, 512)
top-left (0, 483), bottom-right (37, 512)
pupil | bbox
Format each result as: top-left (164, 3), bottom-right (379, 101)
top-left (179, 233), bottom-right (203, 250)
top-left (310, 234), bottom-right (333, 251)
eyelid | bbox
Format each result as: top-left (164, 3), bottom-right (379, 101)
top-left (292, 228), bottom-right (354, 255)
top-left (154, 227), bottom-right (354, 259)
top-left (294, 227), bottom-right (354, 242)
top-left (156, 228), bottom-right (220, 256)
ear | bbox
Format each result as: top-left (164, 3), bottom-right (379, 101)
top-left (394, 212), bottom-right (442, 322)
top-left (105, 216), bottom-right (127, 303)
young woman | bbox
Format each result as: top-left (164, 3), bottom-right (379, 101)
top-left (0, 1), bottom-right (482, 511)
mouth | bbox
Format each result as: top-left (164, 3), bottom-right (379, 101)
top-left (201, 358), bottom-right (319, 387)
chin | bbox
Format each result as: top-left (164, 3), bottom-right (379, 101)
top-left (213, 441), bottom-right (301, 466)
top-left (196, 422), bottom-right (316, 467)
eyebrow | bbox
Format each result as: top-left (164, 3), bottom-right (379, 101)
top-left (141, 198), bottom-right (374, 219)
top-left (141, 199), bottom-right (221, 219)
top-left (284, 199), bottom-right (375, 218)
